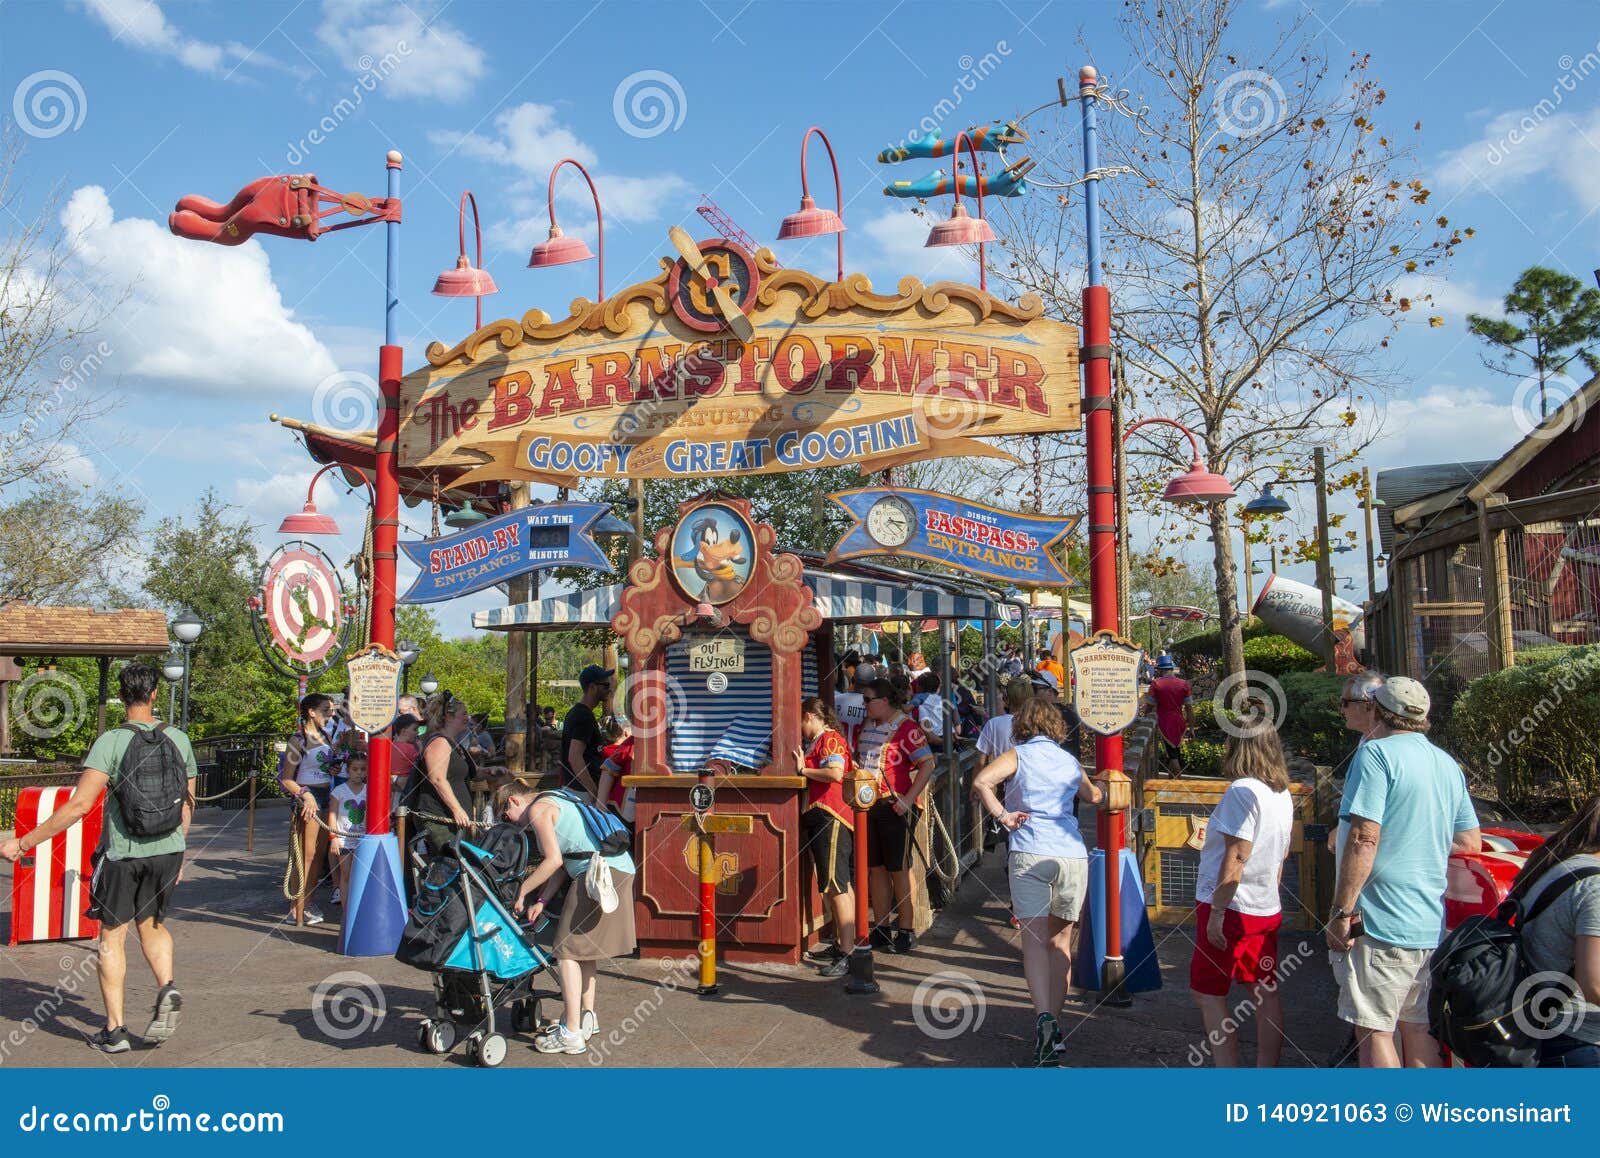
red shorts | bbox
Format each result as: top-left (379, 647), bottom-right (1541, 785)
top-left (1188, 902), bottom-right (1282, 996)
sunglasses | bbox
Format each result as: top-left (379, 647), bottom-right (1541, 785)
top-left (1339, 697), bottom-right (1369, 707)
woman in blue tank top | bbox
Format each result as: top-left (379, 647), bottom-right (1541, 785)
top-left (974, 697), bottom-right (1102, 1067)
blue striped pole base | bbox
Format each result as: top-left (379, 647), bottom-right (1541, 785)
top-left (341, 833), bottom-right (408, 957)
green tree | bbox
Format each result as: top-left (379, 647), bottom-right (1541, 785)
top-left (141, 489), bottom-right (293, 737)
top-left (1468, 266), bottom-right (1600, 419)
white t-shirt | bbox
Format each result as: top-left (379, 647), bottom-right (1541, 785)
top-left (976, 713), bottom-right (1014, 760)
top-left (329, 782), bottom-right (367, 849)
top-left (1194, 777), bottom-right (1294, 916)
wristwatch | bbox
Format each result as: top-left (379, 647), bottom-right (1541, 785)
top-left (1330, 905), bottom-right (1354, 920)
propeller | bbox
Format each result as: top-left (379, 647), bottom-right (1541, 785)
top-left (668, 226), bottom-right (754, 343)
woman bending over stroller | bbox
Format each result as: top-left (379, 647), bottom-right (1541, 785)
top-left (499, 782), bottom-right (637, 1056)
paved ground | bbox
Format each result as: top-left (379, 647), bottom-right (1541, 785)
top-left (1, 803), bottom-right (1346, 1068)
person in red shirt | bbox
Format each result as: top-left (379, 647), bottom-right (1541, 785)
top-left (1143, 654), bottom-right (1193, 775)
top-left (794, 697), bottom-right (857, 977)
top-left (854, 675), bottom-right (936, 953)
top-left (596, 718), bottom-right (635, 822)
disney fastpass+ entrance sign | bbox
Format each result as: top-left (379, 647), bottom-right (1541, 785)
top-left (399, 238), bottom-right (1080, 490)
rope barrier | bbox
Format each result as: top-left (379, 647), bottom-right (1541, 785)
top-left (189, 775), bottom-right (259, 804)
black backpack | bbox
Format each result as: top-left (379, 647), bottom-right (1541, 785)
top-left (1428, 864), bottom-right (1600, 1067)
top-left (111, 723), bottom-right (190, 838)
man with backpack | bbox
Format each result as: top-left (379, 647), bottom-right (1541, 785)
top-left (1325, 676), bottom-right (1480, 1067)
top-left (0, 662), bottom-right (197, 1053)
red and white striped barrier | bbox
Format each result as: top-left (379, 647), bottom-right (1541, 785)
top-left (8, 786), bottom-right (102, 944)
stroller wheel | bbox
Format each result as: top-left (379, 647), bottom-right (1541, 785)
top-left (419, 1019), bottom-right (457, 1055)
top-left (474, 1032), bottom-right (508, 1068)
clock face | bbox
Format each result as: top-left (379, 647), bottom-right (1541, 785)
top-left (865, 496), bottom-right (916, 548)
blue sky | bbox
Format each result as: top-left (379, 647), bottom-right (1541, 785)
top-left (3, 0), bottom-right (1598, 635)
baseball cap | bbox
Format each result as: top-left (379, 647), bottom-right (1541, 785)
top-left (855, 662), bottom-right (878, 683)
top-left (1030, 670), bottom-right (1060, 692)
top-left (1374, 676), bottom-right (1430, 720)
top-left (579, 664), bottom-right (615, 688)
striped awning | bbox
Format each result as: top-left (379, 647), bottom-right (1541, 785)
top-left (473, 569), bottom-right (997, 631)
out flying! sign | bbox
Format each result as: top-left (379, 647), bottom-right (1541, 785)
top-left (398, 502), bottom-right (612, 604)
top-left (826, 487), bottom-right (1080, 587)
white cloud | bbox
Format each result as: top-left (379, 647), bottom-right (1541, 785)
top-left (1366, 386), bottom-right (1521, 470)
top-left (78, 0), bottom-right (253, 75)
top-left (317, 0), bottom-right (486, 102)
top-left (433, 103), bottom-right (690, 238)
top-left (61, 186), bottom-right (339, 397)
top-left (856, 208), bottom-right (983, 284)
top-left (1436, 106), bottom-right (1600, 213)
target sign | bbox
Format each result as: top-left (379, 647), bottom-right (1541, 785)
top-left (260, 543), bottom-right (345, 666)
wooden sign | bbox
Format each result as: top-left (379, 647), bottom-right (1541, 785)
top-left (400, 239), bottom-right (1080, 489)
top-left (1069, 630), bottom-right (1143, 737)
top-left (700, 814), bottom-right (754, 835)
top-left (345, 644), bottom-right (403, 734)
top-left (687, 637), bottom-right (744, 673)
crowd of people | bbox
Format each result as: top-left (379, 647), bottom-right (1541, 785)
top-left (4, 642), bottom-right (1594, 1071)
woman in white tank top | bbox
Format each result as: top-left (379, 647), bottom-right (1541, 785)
top-left (974, 698), bottom-right (1103, 1067)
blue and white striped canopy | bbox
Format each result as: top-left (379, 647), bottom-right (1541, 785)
top-left (472, 569), bottom-right (996, 630)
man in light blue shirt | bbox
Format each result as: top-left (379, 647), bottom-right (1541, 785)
top-left (1327, 676), bottom-right (1480, 1068)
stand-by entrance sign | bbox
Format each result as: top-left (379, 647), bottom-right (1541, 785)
top-left (1069, 630), bottom-right (1143, 737)
top-left (398, 501), bottom-right (612, 604)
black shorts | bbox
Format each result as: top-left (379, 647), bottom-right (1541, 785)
top-left (867, 800), bottom-right (920, 873)
top-left (1162, 740), bottom-right (1183, 762)
top-left (88, 851), bottom-right (183, 930)
top-left (802, 808), bottom-right (853, 894)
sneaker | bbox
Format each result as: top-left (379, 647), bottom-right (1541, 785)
top-left (302, 905), bottom-right (325, 926)
top-left (145, 982), bottom-right (182, 1044)
top-left (534, 1025), bottom-right (587, 1055)
top-left (869, 927), bottom-right (895, 950)
top-left (817, 955), bottom-right (851, 978)
top-left (804, 941), bottom-right (844, 962)
top-left (892, 929), bottom-right (917, 955)
top-left (330, 888), bottom-right (342, 906)
top-left (1032, 1013), bottom-right (1062, 1067)
top-left (580, 1010), bottom-right (598, 1040)
top-left (89, 1026), bottom-right (132, 1054)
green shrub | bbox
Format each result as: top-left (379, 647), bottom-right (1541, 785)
top-left (1515, 645), bottom-right (1578, 667)
top-left (1450, 644), bottom-right (1600, 809)
top-left (1169, 618), bottom-right (1276, 669)
top-left (1277, 672), bottom-right (1353, 768)
top-left (1180, 736), bottom-right (1225, 778)
top-left (1242, 634), bottom-right (1322, 679)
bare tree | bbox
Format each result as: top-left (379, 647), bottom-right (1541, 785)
top-left (0, 132), bottom-right (134, 605)
top-left (995, 0), bottom-right (1465, 677)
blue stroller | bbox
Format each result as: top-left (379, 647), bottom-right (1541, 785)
top-left (395, 824), bottom-right (560, 1067)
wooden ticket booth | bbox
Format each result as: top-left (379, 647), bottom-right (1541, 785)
top-left (473, 497), bottom-right (1011, 965)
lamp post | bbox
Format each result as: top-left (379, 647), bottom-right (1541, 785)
top-left (924, 130), bottom-right (999, 291)
top-left (173, 150), bottom-right (407, 956)
top-left (162, 649), bottom-right (186, 722)
top-left (1080, 64), bottom-right (1237, 1003)
top-left (171, 609), bottom-right (203, 730)
top-left (776, 126), bottom-right (847, 282)
top-left (528, 158), bottom-right (605, 301)
top-left (397, 639), bottom-right (419, 693)
top-left (431, 191), bottom-right (497, 329)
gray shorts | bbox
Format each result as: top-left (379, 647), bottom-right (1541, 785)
top-left (1331, 938), bottom-right (1433, 1031)
top-left (1008, 852), bottom-right (1088, 921)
